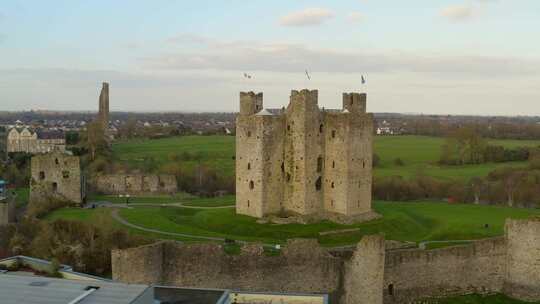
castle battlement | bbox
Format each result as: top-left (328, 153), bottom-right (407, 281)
top-left (235, 89), bottom-right (377, 223)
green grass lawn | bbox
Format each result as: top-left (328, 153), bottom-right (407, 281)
top-left (182, 195), bottom-right (235, 207)
top-left (112, 135), bottom-right (235, 176)
top-left (87, 192), bottom-right (194, 204)
top-left (87, 193), bottom-right (235, 207)
top-left (44, 207), bottom-right (206, 243)
top-left (112, 135), bottom-right (540, 181)
top-left (374, 136), bottom-right (539, 181)
top-left (49, 201), bottom-right (540, 247)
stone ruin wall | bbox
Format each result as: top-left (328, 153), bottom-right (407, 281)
top-left (0, 197), bottom-right (16, 225)
top-left (93, 174), bottom-right (177, 195)
top-left (383, 237), bottom-right (507, 303)
top-left (111, 219), bottom-right (540, 304)
top-left (504, 218), bottom-right (540, 301)
top-left (112, 237), bottom-right (386, 304)
top-left (29, 152), bottom-right (83, 205)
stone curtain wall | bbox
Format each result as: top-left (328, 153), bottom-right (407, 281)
top-left (112, 242), bottom-right (164, 283)
top-left (383, 237), bottom-right (506, 303)
top-left (112, 221), bottom-right (540, 304)
top-left (112, 238), bottom-right (385, 304)
top-left (504, 218), bottom-right (540, 301)
top-left (94, 174), bottom-right (177, 195)
top-left (343, 235), bottom-right (386, 304)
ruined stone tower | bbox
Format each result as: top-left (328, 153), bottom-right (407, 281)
top-left (236, 89), bottom-right (377, 223)
top-left (98, 82), bottom-right (109, 130)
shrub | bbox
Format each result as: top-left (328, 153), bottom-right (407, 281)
top-left (394, 158), bottom-right (405, 166)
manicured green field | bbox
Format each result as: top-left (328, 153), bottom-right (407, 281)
top-left (181, 195), bottom-right (235, 207)
top-left (45, 207), bottom-right (204, 242)
top-left (112, 135), bottom-right (540, 181)
top-left (112, 135), bottom-right (235, 175)
top-left (87, 192), bottom-right (194, 204)
top-left (48, 201), bottom-right (540, 247)
top-left (87, 193), bottom-right (235, 207)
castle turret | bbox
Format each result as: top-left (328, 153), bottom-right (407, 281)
top-left (284, 89), bottom-right (324, 215)
top-left (343, 92), bottom-right (366, 113)
top-left (240, 92), bottom-right (263, 116)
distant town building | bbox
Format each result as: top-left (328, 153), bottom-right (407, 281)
top-left (6, 127), bottom-right (65, 154)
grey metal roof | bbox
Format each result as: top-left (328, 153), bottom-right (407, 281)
top-left (0, 274), bottom-right (150, 304)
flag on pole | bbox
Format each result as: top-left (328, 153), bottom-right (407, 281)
top-left (361, 75), bottom-right (366, 84)
top-left (305, 70), bottom-right (311, 80)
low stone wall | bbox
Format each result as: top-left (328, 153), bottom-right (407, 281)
top-left (383, 237), bottom-right (506, 303)
top-left (111, 219), bottom-right (540, 304)
top-left (112, 237), bottom-right (386, 304)
top-left (94, 174), bottom-right (177, 195)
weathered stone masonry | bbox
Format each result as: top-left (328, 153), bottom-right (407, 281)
top-left (112, 236), bottom-right (385, 304)
top-left (0, 197), bottom-right (15, 225)
top-left (93, 174), bottom-right (177, 195)
top-left (112, 218), bottom-right (540, 304)
top-left (29, 152), bottom-right (85, 205)
top-left (235, 89), bottom-right (376, 223)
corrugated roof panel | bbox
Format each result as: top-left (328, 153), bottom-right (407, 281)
top-left (0, 274), bottom-right (149, 304)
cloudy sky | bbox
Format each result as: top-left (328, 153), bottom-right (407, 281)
top-left (1, 0), bottom-right (539, 115)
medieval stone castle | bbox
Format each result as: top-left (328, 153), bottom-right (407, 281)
top-left (236, 89), bottom-right (376, 223)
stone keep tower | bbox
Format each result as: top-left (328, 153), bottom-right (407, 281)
top-left (98, 82), bottom-right (110, 130)
top-left (236, 89), bottom-right (375, 223)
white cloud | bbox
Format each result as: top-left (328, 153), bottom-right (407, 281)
top-left (347, 11), bottom-right (364, 23)
top-left (440, 5), bottom-right (475, 22)
top-left (279, 8), bottom-right (334, 27)
top-left (142, 38), bottom-right (540, 78)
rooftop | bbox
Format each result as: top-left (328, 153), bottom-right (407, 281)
top-left (0, 256), bottom-right (328, 304)
top-left (0, 274), bottom-right (150, 304)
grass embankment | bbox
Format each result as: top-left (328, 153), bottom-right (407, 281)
top-left (47, 201), bottom-right (540, 247)
top-left (112, 135), bottom-right (540, 181)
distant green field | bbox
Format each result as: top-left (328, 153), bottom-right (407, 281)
top-left (112, 135), bottom-right (235, 176)
top-left (112, 135), bottom-right (540, 181)
top-left (47, 201), bottom-right (540, 247)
